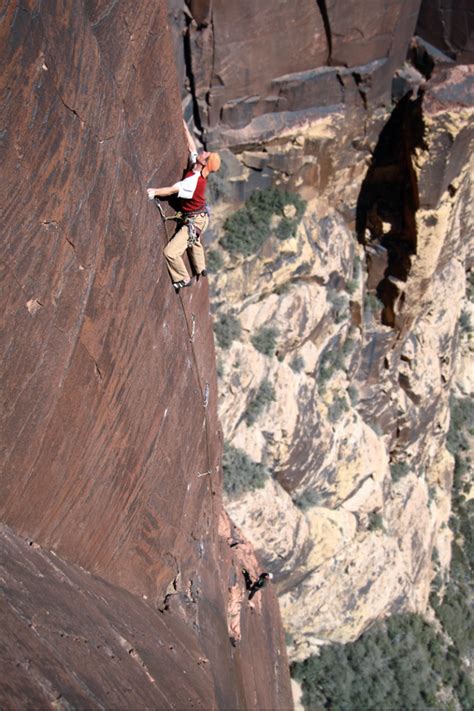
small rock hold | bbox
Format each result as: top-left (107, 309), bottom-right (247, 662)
top-left (26, 299), bottom-right (43, 315)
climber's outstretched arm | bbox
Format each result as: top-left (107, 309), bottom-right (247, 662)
top-left (147, 185), bottom-right (179, 200)
top-left (183, 118), bottom-right (197, 156)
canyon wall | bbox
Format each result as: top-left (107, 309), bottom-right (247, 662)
top-left (0, 2), bottom-right (292, 707)
top-left (169, 0), bottom-right (474, 665)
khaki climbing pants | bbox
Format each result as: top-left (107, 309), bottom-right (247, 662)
top-left (163, 213), bottom-right (209, 282)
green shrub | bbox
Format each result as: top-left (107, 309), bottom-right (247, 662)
top-left (206, 248), bottom-right (224, 273)
top-left (390, 460), bottom-right (410, 482)
top-left (251, 326), bottom-right (279, 356)
top-left (459, 310), bottom-right (471, 333)
top-left (290, 355), bottom-right (305, 373)
top-left (328, 395), bottom-right (349, 423)
top-left (328, 289), bottom-right (349, 324)
top-left (467, 270), bottom-right (474, 302)
top-left (214, 313), bottom-right (241, 349)
top-left (346, 279), bottom-right (359, 295)
top-left (245, 379), bottom-right (276, 426)
top-left (222, 443), bottom-right (269, 499)
top-left (368, 511), bottom-right (384, 531)
top-left (364, 292), bottom-right (383, 313)
top-left (318, 346), bottom-right (345, 390)
top-left (347, 384), bottom-right (359, 405)
top-left (446, 396), bottom-right (472, 456)
top-left (293, 489), bottom-right (323, 511)
top-left (274, 282), bottom-right (290, 296)
top-left (291, 613), bottom-right (471, 711)
top-left (353, 255), bottom-right (362, 281)
top-left (220, 187), bottom-right (306, 256)
top-left (342, 336), bottom-right (356, 358)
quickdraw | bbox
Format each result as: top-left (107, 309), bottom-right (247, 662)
top-left (153, 197), bottom-right (182, 222)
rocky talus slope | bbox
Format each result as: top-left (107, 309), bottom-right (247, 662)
top-left (0, 3), bottom-right (292, 707)
top-left (169, 1), bottom-right (474, 663)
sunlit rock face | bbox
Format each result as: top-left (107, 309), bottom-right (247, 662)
top-left (0, 3), bottom-right (292, 707)
top-left (170, 5), bottom-right (473, 661)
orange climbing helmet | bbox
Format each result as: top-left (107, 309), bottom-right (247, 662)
top-left (206, 152), bottom-right (221, 173)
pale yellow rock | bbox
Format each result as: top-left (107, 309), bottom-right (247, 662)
top-left (239, 283), bottom-right (327, 349)
top-left (215, 93), bottom-right (473, 659)
top-left (281, 532), bottom-right (409, 661)
top-left (224, 477), bottom-right (311, 582)
top-left (283, 204), bottom-right (298, 219)
top-left (290, 679), bottom-right (305, 711)
top-left (305, 507), bottom-right (358, 567)
top-left (425, 447), bottom-right (454, 574)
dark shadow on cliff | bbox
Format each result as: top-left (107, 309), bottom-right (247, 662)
top-left (356, 92), bottom-right (427, 327)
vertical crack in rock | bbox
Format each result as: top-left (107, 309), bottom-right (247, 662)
top-left (183, 16), bottom-right (204, 136)
top-left (352, 71), bottom-right (368, 110)
top-left (316, 0), bottom-right (333, 65)
top-left (356, 92), bottom-right (427, 328)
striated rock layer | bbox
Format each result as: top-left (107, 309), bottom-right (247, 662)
top-left (0, 2), bottom-right (292, 707)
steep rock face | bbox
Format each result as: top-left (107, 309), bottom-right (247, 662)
top-left (0, 2), bottom-right (292, 707)
top-left (416, 0), bottom-right (474, 63)
top-left (172, 0), bottom-right (422, 147)
top-left (208, 55), bottom-right (473, 662)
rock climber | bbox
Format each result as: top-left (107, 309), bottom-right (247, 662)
top-left (242, 568), bottom-right (273, 600)
top-left (147, 119), bottom-right (221, 291)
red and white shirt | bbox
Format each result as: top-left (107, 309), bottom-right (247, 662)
top-left (173, 169), bottom-right (207, 213)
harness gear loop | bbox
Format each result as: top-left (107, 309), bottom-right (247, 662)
top-left (181, 207), bottom-right (210, 247)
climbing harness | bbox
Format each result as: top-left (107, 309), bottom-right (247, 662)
top-left (154, 198), bottom-right (209, 247)
top-left (181, 207), bottom-right (210, 247)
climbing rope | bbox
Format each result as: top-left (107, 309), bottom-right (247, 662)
top-left (154, 197), bottom-right (215, 494)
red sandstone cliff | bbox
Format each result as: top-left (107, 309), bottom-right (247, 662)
top-left (0, 2), bottom-right (292, 707)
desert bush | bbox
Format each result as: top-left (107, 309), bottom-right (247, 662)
top-left (318, 346), bottom-right (345, 389)
top-left (214, 313), bottom-right (241, 349)
top-left (292, 613), bottom-right (473, 711)
top-left (328, 395), bottom-right (349, 423)
top-left (220, 187), bottom-right (306, 256)
top-left (467, 270), bottom-right (474, 302)
top-left (328, 289), bottom-right (349, 324)
top-left (245, 379), bottom-right (276, 426)
top-left (367, 511), bottom-right (384, 531)
top-left (290, 355), bottom-right (305, 373)
top-left (364, 292), bottom-right (383, 313)
top-left (346, 278), bottom-right (359, 295)
top-left (459, 309), bottom-right (471, 333)
top-left (353, 255), bottom-right (362, 281)
top-left (206, 248), bottom-right (224, 273)
top-left (390, 460), bottom-right (410, 482)
top-left (251, 326), bottom-right (279, 356)
top-left (293, 489), bottom-right (323, 511)
top-left (342, 336), bottom-right (356, 359)
top-left (347, 384), bottom-right (359, 405)
top-left (222, 443), bottom-right (269, 499)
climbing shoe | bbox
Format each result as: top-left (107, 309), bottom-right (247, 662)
top-left (173, 279), bottom-right (192, 292)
